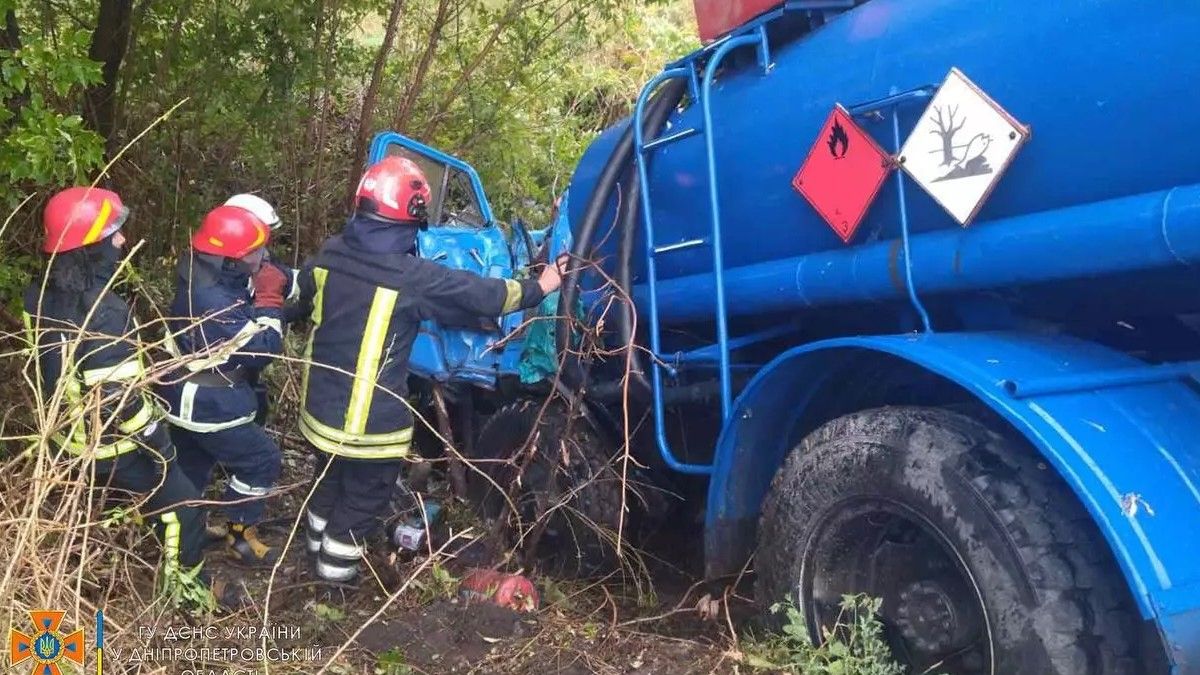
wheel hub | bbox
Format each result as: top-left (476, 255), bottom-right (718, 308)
top-left (895, 580), bottom-right (959, 654)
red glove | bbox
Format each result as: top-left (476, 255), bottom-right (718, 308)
top-left (253, 263), bottom-right (288, 309)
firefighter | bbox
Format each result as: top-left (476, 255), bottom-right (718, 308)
top-left (294, 156), bottom-right (565, 583)
top-left (222, 194), bottom-right (300, 426)
top-left (158, 204), bottom-right (288, 567)
top-left (22, 186), bottom-right (242, 606)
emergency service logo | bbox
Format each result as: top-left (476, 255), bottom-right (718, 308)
top-left (8, 611), bottom-right (85, 675)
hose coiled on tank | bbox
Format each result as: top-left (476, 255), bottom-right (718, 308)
top-left (557, 78), bottom-right (689, 400)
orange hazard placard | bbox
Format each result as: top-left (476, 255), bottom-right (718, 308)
top-left (792, 105), bottom-right (892, 243)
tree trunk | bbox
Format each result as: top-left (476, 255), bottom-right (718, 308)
top-left (392, 0), bottom-right (452, 132)
top-left (346, 0), bottom-right (406, 207)
top-left (1, 10), bottom-right (27, 126)
top-left (83, 0), bottom-right (135, 151)
top-left (1, 9), bottom-right (18, 51)
top-left (111, 0), bottom-right (154, 140)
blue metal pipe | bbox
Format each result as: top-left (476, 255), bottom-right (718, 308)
top-left (890, 105), bottom-right (932, 333)
top-left (1004, 360), bottom-right (1200, 399)
top-left (639, 183), bottom-right (1200, 322)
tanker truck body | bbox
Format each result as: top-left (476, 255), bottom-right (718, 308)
top-left (364, 1), bottom-right (1200, 672)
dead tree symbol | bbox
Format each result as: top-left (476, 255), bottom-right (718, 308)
top-left (930, 105), bottom-right (966, 166)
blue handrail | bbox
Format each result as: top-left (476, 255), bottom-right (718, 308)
top-left (701, 29), bottom-right (770, 419)
top-left (633, 69), bottom-right (711, 475)
top-left (633, 28), bottom-right (771, 475)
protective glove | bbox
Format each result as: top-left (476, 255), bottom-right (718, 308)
top-left (253, 263), bottom-right (288, 309)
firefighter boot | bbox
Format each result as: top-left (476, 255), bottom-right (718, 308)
top-left (225, 522), bottom-right (281, 567)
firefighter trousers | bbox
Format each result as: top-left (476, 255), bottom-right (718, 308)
top-left (95, 424), bottom-right (206, 570)
top-left (171, 422), bottom-right (282, 525)
top-left (303, 449), bottom-right (403, 582)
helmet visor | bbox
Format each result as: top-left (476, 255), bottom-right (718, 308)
top-left (100, 205), bottom-right (130, 241)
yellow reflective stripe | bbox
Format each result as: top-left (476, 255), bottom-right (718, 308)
top-left (344, 287), bottom-right (397, 434)
top-left (20, 311), bottom-right (35, 358)
top-left (81, 359), bottom-right (143, 385)
top-left (302, 410), bottom-right (412, 445)
top-left (299, 413), bottom-right (411, 459)
top-left (501, 279), bottom-right (523, 314)
top-left (117, 399), bottom-right (154, 433)
top-left (52, 433), bottom-right (138, 459)
top-left (301, 267), bottom-right (328, 408)
top-left (160, 512), bottom-right (181, 573)
top-left (83, 198), bottom-right (113, 245)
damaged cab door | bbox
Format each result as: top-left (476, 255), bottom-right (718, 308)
top-left (366, 131), bottom-right (560, 387)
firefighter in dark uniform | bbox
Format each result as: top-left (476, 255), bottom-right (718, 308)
top-left (222, 193), bottom-right (300, 426)
top-left (23, 186), bottom-right (242, 606)
top-left (294, 156), bottom-right (564, 583)
top-left (158, 204), bottom-right (289, 566)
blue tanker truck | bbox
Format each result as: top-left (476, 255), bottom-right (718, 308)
top-left (367, 1), bottom-right (1200, 672)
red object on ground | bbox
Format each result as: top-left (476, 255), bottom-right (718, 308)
top-left (459, 569), bottom-right (540, 612)
top-left (693, 0), bottom-right (783, 43)
top-left (792, 105), bottom-right (893, 244)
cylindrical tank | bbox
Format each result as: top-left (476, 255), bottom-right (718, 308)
top-left (568, 0), bottom-right (1200, 322)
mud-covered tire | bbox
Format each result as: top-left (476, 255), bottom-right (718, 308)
top-left (470, 400), bottom-right (623, 576)
top-left (756, 406), bottom-right (1142, 674)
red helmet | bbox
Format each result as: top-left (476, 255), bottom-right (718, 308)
top-left (354, 156), bottom-right (431, 223)
top-left (191, 205), bottom-right (270, 258)
top-left (42, 186), bottom-right (129, 253)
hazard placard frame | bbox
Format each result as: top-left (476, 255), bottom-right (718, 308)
top-left (899, 67), bottom-right (1031, 227)
top-left (792, 103), bottom-right (894, 244)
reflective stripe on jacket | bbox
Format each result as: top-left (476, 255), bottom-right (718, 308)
top-left (156, 254), bottom-right (284, 432)
top-left (294, 232), bottom-right (544, 459)
top-left (22, 285), bottom-right (157, 459)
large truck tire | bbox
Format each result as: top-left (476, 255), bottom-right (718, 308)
top-left (755, 406), bottom-right (1142, 675)
top-left (469, 400), bottom-right (623, 576)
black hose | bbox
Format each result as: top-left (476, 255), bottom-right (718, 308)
top-left (556, 122), bottom-right (635, 388)
top-left (557, 78), bottom-right (689, 393)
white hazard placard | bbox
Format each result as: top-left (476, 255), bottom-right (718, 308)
top-left (899, 68), bottom-right (1029, 225)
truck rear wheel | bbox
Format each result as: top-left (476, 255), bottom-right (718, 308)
top-left (469, 400), bottom-right (623, 576)
top-left (755, 406), bottom-right (1141, 674)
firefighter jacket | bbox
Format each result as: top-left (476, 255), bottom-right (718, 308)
top-left (22, 243), bottom-right (158, 459)
top-left (157, 253), bottom-right (286, 432)
top-left (294, 215), bottom-right (545, 459)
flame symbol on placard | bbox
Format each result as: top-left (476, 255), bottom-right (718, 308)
top-left (827, 119), bottom-right (849, 159)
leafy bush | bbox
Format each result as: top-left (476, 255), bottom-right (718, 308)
top-left (742, 595), bottom-right (905, 675)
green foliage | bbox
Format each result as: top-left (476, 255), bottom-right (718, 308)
top-left (0, 0), bottom-right (696, 308)
top-left (412, 561), bottom-right (459, 604)
top-left (160, 562), bottom-right (218, 615)
top-left (312, 601), bottom-right (347, 624)
top-left (0, 8), bottom-right (104, 206)
top-left (741, 595), bottom-right (905, 675)
top-left (375, 647), bottom-right (413, 675)
top-left (0, 250), bottom-right (34, 312)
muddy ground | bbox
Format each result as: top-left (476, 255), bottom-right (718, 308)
top-left (199, 442), bottom-right (759, 675)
